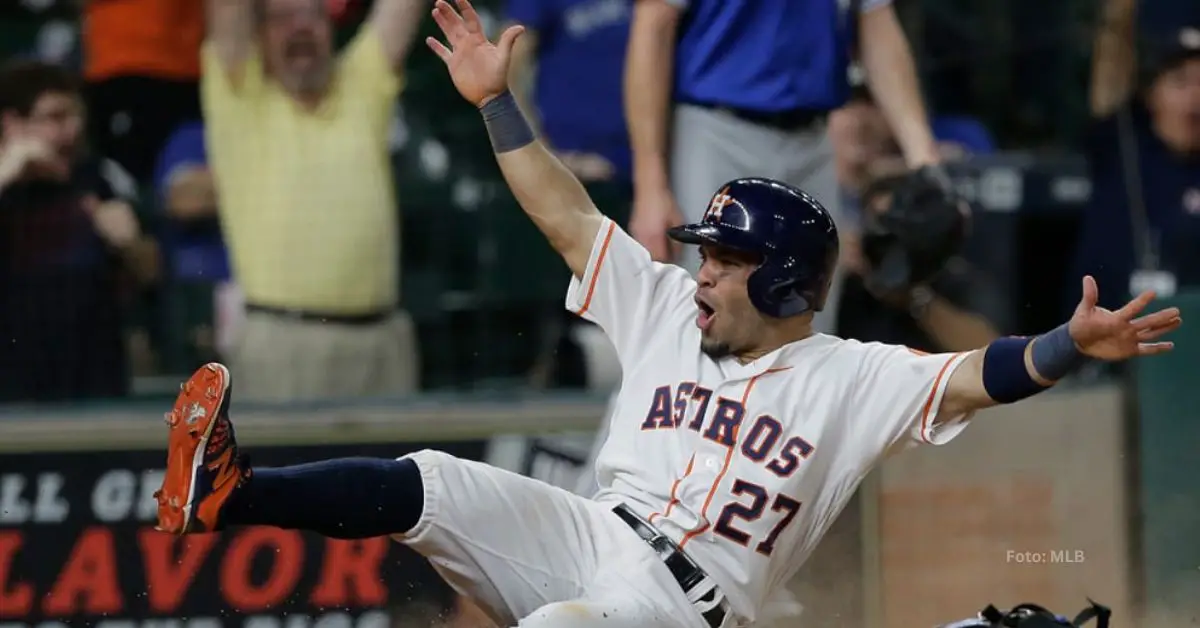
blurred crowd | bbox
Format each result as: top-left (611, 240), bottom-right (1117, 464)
top-left (0, 0), bottom-right (1196, 407)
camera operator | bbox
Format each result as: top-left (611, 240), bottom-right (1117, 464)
top-left (836, 173), bottom-right (1009, 353)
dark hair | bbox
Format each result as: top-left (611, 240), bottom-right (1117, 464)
top-left (1137, 26), bottom-right (1200, 91)
top-left (0, 60), bottom-right (80, 118)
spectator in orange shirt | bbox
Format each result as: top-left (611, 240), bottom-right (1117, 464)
top-left (81, 0), bottom-right (205, 181)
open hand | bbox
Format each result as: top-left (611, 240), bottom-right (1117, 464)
top-left (1068, 276), bottom-right (1182, 361)
top-left (426, 0), bottom-right (525, 107)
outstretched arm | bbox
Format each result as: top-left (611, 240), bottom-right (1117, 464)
top-left (491, 139), bottom-right (605, 279)
top-left (851, 276), bottom-right (1180, 451)
top-left (426, 0), bottom-right (603, 278)
top-left (938, 276), bottom-right (1180, 418)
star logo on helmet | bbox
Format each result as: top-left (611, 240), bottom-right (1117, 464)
top-left (706, 187), bottom-right (734, 221)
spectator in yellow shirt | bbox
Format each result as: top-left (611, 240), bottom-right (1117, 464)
top-left (201, 0), bottom-right (425, 401)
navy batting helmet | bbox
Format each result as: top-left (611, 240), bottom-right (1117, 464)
top-left (667, 177), bottom-right (839, 318)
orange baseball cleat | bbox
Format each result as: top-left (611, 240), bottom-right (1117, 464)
top-left (154, 363), bottom-right (247, 534)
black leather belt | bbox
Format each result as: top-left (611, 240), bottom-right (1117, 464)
top-left (681, 99), bottom-right (827, 132)
top-left (245, 303), bottom-right (392, 326)
top-left (612, 504), bottom-right (729, 628)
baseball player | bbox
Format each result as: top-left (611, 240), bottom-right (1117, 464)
top-left (153, 2), bottom-right (1183, 627)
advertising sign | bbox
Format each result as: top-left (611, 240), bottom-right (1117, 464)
top-left (0, 441), bottom-right (487, 627)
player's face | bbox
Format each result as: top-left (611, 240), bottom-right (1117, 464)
top-left (695, 244), bottom-right (767, 360)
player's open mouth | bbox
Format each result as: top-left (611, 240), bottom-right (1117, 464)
top-left (695, 298), bottom-right (716, 332)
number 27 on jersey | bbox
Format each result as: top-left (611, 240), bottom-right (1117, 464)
top-left (712, 480), bottom-right (801, 556)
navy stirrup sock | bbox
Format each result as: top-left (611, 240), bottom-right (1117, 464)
top-left (221, 457), bottom-right (425, 538)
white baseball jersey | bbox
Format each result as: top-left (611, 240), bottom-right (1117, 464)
top-left (566, 217), bottom-right (977, 623)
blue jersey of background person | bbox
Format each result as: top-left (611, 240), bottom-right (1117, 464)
top-left (669, 0), bottom-right (891, 113)
top-left (504, 0), bottom-right (633, 181)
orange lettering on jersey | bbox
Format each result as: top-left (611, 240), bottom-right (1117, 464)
top-left (640, 386), bottom-right (674, 430)
top-left (671, 382), bottom-right (696, 427)
top-left (703, 398), bottom-right (745, 446)
top-left (686, 386), bottom-right (713, 432)
top-left (710, 479), bottom-right (767, 547)
top-left (740, 415), bottom-right (783, 462)
top-left (637, 381), bottom-right (816, 478)
top-left (765, 436), bottom-right (815, 478)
